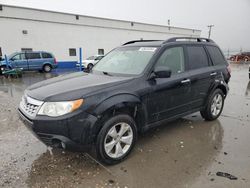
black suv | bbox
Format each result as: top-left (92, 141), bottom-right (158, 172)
top-left (18, 37), bottom-right (231, 164)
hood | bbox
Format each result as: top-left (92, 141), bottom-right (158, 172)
top-left (26, 72), bottom-right (133, 101)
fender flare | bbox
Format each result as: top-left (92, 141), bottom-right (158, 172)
top-left (203, 80), bottom-right (228, 107)
top-left (91, 93), bottom-right (148, 134)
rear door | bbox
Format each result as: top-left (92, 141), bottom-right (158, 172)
top-left (10, 53), bottom-right (28, 70)
top-left (26, 52), bottom-right (43, 70)
top-left (206, 45), bottom-right (230, 82)
top-left (41, 52), bottom-right (54, 66)
top-left (185, 45), bottom-right (215, 109)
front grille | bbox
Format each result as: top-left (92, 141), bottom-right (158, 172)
top-left (19, 95), bottom-right (43, 118)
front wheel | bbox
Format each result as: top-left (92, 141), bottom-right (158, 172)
top-left (200, 89), bottom-right (225, 121)
top-left (87, 63), bottom-right (93, 70)
top-left (96, 114), bottom-right (137, 165)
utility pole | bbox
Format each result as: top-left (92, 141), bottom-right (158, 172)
top-left (168, 19), bottom-right (170, 26)
top-left (207, 25), bottom-right (214, 39)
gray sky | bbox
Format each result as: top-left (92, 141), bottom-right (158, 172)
top-left (1, 0), bottom-right (250, 52)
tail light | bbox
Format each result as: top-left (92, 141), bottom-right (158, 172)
top-left (227, 64), bottom-right (231, 74)
top-left (54, 58), bottom-right (57, 64)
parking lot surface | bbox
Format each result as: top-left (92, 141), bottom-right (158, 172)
top-left (0, 65), bottom-right (249, 188)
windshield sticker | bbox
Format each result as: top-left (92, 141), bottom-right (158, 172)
top-left (139, 47), bottom-right (157, 52)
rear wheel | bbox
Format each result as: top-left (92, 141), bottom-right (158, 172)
top-left (96, 114), bottom-right (137, 165)
top-left (43, 64), bottom-right (52, 73)
top-left (200, 89), bottom-right (225, 121)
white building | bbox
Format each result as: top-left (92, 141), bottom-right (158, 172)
top-left (0, 4), bottom-right (201, 67)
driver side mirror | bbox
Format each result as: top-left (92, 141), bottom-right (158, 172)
top-left (150, 66), bottom-right (171, 79)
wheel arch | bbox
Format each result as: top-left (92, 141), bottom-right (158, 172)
top-left (216, 84), bottom-right (228, 96)
top-left (202, 81), bottom-right (228, 108)
top-left (42, 62), bottom-right (53, 67)
top-left (91, 94), bottom-right (147, 140)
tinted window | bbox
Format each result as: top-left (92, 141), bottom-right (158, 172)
top-left (26, 53), bottom-right (41, 59)
top-left (207, 46), bottom-right (226, 65)
top-left (187, 46), bottom-right (209, 70)
top-left (155, 47), bottom-right (185, 74)
top-left (42, 52), bottom-right (53, 59)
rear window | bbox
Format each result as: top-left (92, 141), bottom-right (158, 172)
top-left (42, 52), bottom-right (53, 59)
top-left (26, 53), bottom-right (41, 59)
top-left (206, 46), bottom-right (226, 65)
top-left (187, 46), bottom-right (209, 70)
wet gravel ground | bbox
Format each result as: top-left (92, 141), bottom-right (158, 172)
top-left (0, 65), bottom-right (249, 188)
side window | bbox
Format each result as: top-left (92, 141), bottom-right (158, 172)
top-left (26, 53), bottom-right (41, 59)
top-left (42, 53), bottom-right (53, 59)
top-left (12, 54), bottom-right (21, 61)
top-left (187, 46), bottom-right (209, 70)
top-left (155, 47), bottom-right (185, 74)
top-left (20, 53), bottom-right (26, 60)
top-left (206, 46), bottom-right (226, 65)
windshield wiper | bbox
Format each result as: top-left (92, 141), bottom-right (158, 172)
top-left (103, 71), bottom-right (113, 76)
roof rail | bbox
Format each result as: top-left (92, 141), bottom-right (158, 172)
top-left (123, 40), bottom-right (161, 46)
top-left (163, 37), bottom-right (214, 44)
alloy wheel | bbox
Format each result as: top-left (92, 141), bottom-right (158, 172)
top-left (211, 93), bottom-right (223, 117)
top-left (104, 122), bottom-right (133, 159)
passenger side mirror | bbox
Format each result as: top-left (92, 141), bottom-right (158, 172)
top-left (153, 66), bottom-right (171, 78)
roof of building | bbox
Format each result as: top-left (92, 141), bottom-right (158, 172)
top-left (0, 4), bottom-right (201, 32)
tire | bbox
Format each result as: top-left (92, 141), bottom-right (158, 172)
top-left (244, 57), bottom-right (250, 62)
top-left (200, 89), bottom-right (225, 121)
top-left (96, 114), bottom-right (137, 165)
top-left (87, 63), bottom-right (93, 70)
top-left (43, 64), bottom-right (52, 73)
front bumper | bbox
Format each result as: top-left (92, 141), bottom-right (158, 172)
top-left (18, 108), bottom-right (98, 151)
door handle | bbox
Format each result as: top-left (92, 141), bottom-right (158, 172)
top-left (181, 79), bottom-right (191, 84)
top-left (210, 72), bottom-right (217, 76)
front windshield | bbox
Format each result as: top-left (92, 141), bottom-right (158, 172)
top-left (87, 56), bottom-right (95, 60)
top-left (7, 53), bottom-right (18, 59)
top-left (93, 46), bottom-right (157, 75)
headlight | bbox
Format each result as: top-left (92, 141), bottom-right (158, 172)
top-left (38, 99), bottom-right (83, 117)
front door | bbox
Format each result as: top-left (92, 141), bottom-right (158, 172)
top-left (146, 46), bottom-right (192, 123)
top-left (10, 53), bottom-right (28, 70)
